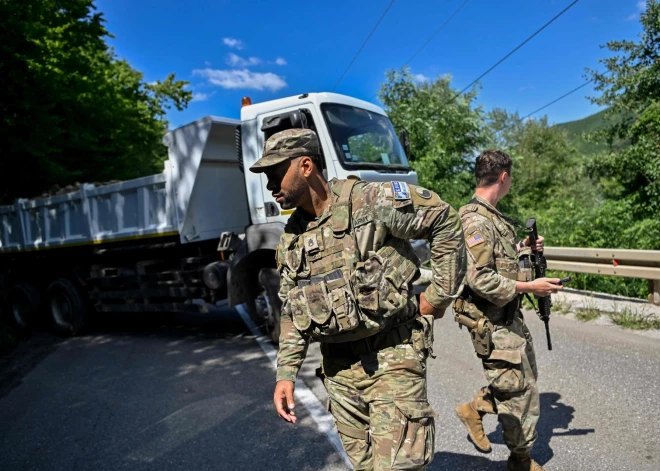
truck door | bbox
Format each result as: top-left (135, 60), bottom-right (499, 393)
top-left (255, 106), bottom-right (337, 225)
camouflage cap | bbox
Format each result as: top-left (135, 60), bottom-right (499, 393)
top-left (249, 128), bottom-right (320, 173)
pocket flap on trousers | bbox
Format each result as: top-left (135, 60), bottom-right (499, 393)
top-left (488, 349), bottom-right (522, 364)
top-left (394, 400), bottom-right (437, 419)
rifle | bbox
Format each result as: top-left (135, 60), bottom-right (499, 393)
top-left (524, 218), bottom-right (569, 351)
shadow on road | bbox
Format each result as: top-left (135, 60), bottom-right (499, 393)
top-left (0, 306), bottom-right (346, 470)
top-left (429, 452), bottom-right (505, 470)
top-left (0, 305), bottom-right (251, 399)
top-left (487, 392), bottom-right (595, 465)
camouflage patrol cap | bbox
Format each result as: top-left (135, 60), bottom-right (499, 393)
top-left (249, 128), bottom-right (320, 173)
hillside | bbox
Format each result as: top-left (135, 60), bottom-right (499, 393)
top-left (555, 108), bottom-right (610, 155)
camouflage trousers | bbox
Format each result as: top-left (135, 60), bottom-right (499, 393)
top-left (471, 312), bottom-right (540, 454)
top-left (320, 327), bottom-right (436, 470)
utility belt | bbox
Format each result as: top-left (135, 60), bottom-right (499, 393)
top-left (320, 319), bottom-right (416, 358)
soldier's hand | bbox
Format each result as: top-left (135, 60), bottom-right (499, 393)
top-left (528, 277), bottom-right (563, 297)
top-left (420, 292), bottom-right (443, 319)
top-left (274, 380), bottom-right (297, 424)
top-left (523, 235), bottom-right (545, 252)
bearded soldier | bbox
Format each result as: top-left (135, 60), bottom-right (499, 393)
top-left (249, 128), bottom-right (466, 470)
top-left (453, 150), bottom-right (562, 471)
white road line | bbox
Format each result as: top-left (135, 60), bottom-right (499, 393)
top-left (235, 304), bottom-right (351, 468)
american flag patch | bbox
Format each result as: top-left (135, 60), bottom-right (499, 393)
top-left (466, 233), bottom-right (485, 248)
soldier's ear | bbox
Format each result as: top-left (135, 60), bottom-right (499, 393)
top-left (299, 156), bottom-right (315, 178)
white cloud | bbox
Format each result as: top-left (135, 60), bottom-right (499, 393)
top-left (204, 61), bottom-right (212, 66)
top-left (223, 37), bottom-right (244, 50)
top-left (626, 1), bottom-right (647, 20)
top-left (191, 92), bottom-right (213, 102)
top-left (226, 53), bottom-right (261, 67)
top-left (413, 73), bottom-right (429, 84)
top-left (193, 68), bottom-right (287, 92)
top-left (275, 57), bottom-right (287, 66)
top-left (519, 84), bottom-right (535, 92)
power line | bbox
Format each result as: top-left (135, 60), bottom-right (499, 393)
top-left (332, 0), bottom-right (396, 92)
top-left (521, 79), bottom-right (593, 121)
top-left (371, 0), bottom-right (471, 102)
top-left (449, 0), bottom-right (581, 103)
top-left (404, 0), bottom-right (472, 67)
top-left (495, 78), bottom-right (595, 134)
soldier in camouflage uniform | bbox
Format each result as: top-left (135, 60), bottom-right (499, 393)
top-left (250, 128), bottom-right (467, 470)
top-left (452, 150), bottom-right (563, 471)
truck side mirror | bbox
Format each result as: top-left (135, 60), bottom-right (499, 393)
top-left (398, 129), bottom-right (411, 159)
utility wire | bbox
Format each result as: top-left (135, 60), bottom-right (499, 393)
top-left (521, 79), bottom-right (593, 121)
top-left (332, 0), bottom-right (396, 92)
top-left (495, 78), bottom-right (596, 134)
top-left (404, 0), bottom-right (472, 66)
top-left (371, 0), bottom-right (471, 102)
top-left (448, 0), bottom-right (581, 104)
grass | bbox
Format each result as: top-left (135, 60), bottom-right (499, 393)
top-left (552, 294), bottom-right (573, 315)
top-left (609, 306), bottom-right (660, 330)
top-left (573, 296), bottom-right (603, 322)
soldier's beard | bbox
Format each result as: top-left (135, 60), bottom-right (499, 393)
top-left (277, 178), bottom-right (307, 210)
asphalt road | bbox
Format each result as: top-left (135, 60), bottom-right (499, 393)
top-left (0, 309), bottom-right (345, 471)
top-left (1, 306), bottom-right (659, 470)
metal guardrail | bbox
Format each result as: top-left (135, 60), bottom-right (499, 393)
top-left (544, 247), bottom-right (660, 305)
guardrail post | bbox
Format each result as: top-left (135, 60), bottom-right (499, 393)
top-left (649, 280), bottom-right (660, 306)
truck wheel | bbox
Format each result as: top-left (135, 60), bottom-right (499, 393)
top-left (6, 283), bottom-right (40, 331)
top-left (46, 279), bottom-right (86, 336)
top-left (258, 268), bottom-right (281, 344)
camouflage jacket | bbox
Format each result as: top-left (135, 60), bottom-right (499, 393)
top-left (275, 178), bottom-right (467, 382)
top-left (458, 195), bottom-right (526, 323)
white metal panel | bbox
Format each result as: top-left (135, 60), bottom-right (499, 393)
top-left (0, 202), bottom-right (25, 251)
top-left (240, 93), bottom-right (387, 121)
top-left (163, 116), bottom-right (249, 244)
top-left (0, 173), bottom-right (178, 253)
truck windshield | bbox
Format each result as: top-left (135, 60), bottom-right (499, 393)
top-left (321, 103), bottom-right (410, 171)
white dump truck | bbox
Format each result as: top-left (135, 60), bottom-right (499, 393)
top-left (0, 92), bottom-right (420, 341)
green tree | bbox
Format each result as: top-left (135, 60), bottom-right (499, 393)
top-left (0, 0), bottom-right (191, 202)
top-left (587, 0), bottom-right (660, 217)
top-left (485, 109), bottom-right (593, 218)
top-left (377, 68), bottom-right (487, 208)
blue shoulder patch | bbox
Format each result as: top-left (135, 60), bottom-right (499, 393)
top-left (391, 181), bottom-right (411, 201)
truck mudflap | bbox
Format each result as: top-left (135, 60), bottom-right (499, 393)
top-left (227, 223), bottom-right (284, 307)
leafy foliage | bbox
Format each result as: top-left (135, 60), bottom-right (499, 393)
top-left (0, 0), bottom-right (191, 202)
top-left (378, 68), bottom-right (488, 209)
top-left (586, 0), bottom-right (660, 217)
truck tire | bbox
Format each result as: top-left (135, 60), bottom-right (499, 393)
top-left (258, 268), bottom-right (282, 344)
top-left (46, 279), bottom-right (86, 336)
top-left (5, 283), bottom-right (40, 331)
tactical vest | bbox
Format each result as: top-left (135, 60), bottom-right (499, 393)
top-left (278, 179), bottom-right (419, 343)
top-left (454, 202), bottom-right (531, 323)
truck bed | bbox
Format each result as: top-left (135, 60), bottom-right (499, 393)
top-left (0, 116), bottom-right (248, 254)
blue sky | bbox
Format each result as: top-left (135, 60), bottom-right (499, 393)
top-left (96, 0), bottom-right (648, 129)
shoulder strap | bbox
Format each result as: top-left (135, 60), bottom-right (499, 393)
top-left (467, 198), bottom-right (522, 229)
top-left (331, 179), bottom-right (359, 234)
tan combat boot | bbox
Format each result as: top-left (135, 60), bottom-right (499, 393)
top-left (506, 451), bottom-right (545, 471)
top-left (455, 402), bottom-right (491, 452)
